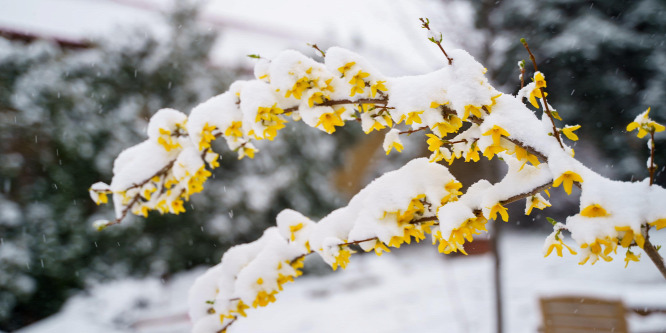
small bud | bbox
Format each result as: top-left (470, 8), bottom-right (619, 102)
top-left (551, 111), bottom-right (562, 121)
top-left (546, 217), bottom-right (557, 226)
top-left (93, 220), bottom-right (109, 231)
top-left (520, 38), bottom-right (527, 44)
top-left (247, 54), bottom-right (262, 59)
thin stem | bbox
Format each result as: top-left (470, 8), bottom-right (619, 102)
top-left (521, 39), bottom-right (564, 149)
top-left (399, 126), bottom-right (428, 135)
top-left (100, 159), bottom-right (177, 227)
top-left (218, 317), bottom-right (237, 333)
top-left (339, 237), bottom-right (378, 247)
top-left (650, 130), bottom-right (656, 186)
top-left (308, 43), bottom-right (326, 57)
top-left (643, 237), bottom-right (666, 279)
top-left (419, 18), bottom-right (453, 65)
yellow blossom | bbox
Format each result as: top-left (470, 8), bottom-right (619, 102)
top-left (316, 111), bottom-right (344, 134)
top-left (527, 72), bottom-right (548, 109)
top-left (308, 92), bottom-right (325, 108)
top-left (483, 125), bottom-right (510, 146)
top-left (256, 103), bottom-right (284, 123)
top-left (615, 226), bottom-right (645, 248)
top-left (337, 61), bottom-right (355, 75)
top-left (526, 194), bottom-right (551, 215)
top-left (289, 223), bottom-right (303, 242)
top-left (382, 113), bottom-right (393, 128)
top-left (370, 80), bottom-right (387, 97)
top-left (332, 248), bottom-right (352, 271)
top-left (235, 300), bottom-right (249, 317)
top-left (429, 148), bottom-right (449, 163)
top-left (133, 205), bottom-right (150, 218)
top-left (349, 70), bottom-right (369, 97)
top-left (627, 107), bottom-right (665, 138)
top-left (358, 103), bottom-right (374, 113)
top-left (365, 120), bottom-right (386, 133)
top-left (560, 125), bottom-right (581, 141)
top-left (219, 313), bottom-right (234, 324)
top-left (544, 237), bottom-right (577, 257)
top-left (463, 105), bottom-right (483, 121)
top-left (513, 146), bottom-right (540, 170)
top-left (483, 145), bottom-right (506, 160)
top-left (371, 241), bottom-right (391, 256)
top-left (579, 237), bottom-right (617, 265)
top-left (488, 202), bottom-right (509, 222)
top-left (426, 134), bottom-right (444, 152)
top-left (157, 128), bottom-right (181, 152)
top-left (385, 140), bottom-right (404, 155)
top-left (434, 216), bottom-right (487, 255)
top-left (199, 123), bottom-right (217, 151)
top-left (96, 192), bottom-right (108, 205)
top-left (488, 93), bottom-right (502, 109)
top-left (238, 145), bottom-right (257, 159)
top-left (225, 121), bottom-right (243, 138)
top-left (624, 250), bottom-right (640, 268)
top-left (285, 77), bottom-right (310, 99)
top-left (430, 101), bottom-right (449, 109)
top-left (442, 180), bottom-right (463, 203)
top-left (404, 111), bottom-right (424, 125)
top-left (252, 290), bottom-right (278, 308)
top-left (465, 144), bottom-right (481, 162)
top-left (552, 171), bottom-right (583, 195)
top-left (207, 152), bottom-right (220, 169)
top-left (171, 199), bottom-right (186, 214)
top-left (580, 204), bottom-right (609, 218)
top-left (649, 218), bottom-right (666, 230)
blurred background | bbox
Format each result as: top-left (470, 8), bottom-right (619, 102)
top-left (0, 0), bottom-right (664, 332)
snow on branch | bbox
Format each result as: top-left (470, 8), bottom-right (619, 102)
top-left (88, 31), bottom-right (666, 332)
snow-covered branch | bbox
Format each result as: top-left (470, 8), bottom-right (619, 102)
top-left (88, 37), bottom-right (666, 332)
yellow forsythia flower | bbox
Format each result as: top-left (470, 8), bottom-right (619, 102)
top-left (580, 204), bottom-right (609, 218)
top-left (553, 171), bottom-right (583, 195)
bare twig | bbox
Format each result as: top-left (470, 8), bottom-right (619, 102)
top-left (419, 18), bottom-right (453, 65)
top-left (100, 159), bottom-right (177, 228)
top-left (643, 236), bottom-right (666, 279)
top-left (308, 43), bottom-right (326, 57)
top-left (520, 39), bottom-right (564, 149)
top-left (650, 130), bottom-right (656, 186)
top-left (399, 126), bottom-right (428, 135)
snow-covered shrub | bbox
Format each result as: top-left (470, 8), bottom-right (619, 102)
top-left (90, 21), bottom-right (666, 333)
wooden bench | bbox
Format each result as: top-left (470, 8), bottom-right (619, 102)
top-left (541, 296), bottom-right (628, 332)
top-left (540, 296), bottom-right (666, 333)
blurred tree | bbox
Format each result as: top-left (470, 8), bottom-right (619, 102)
top-left (471, 0), bottom-right (666, 184)
top-left (0, 3), bottom-right (353, 330)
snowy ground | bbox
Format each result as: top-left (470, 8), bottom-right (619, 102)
top-left (18, 231), bottom-right (666, 333)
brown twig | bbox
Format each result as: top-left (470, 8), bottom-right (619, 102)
top-left (520, 39), bottom-right (564, 149)
top-left (308, 43), bottom-right (326, 57)
top-left (650, 130), bottom-right (656, 186)
top-left (399, 126), bottom-right (428, 135)
top-left (498, 182), bottom-right (552, 206)
top-left (643, 236), bottom-right (666, 279)
top-left (99, 159), bottom-right (177, 228)
top-left (218, 317), bottom-right (237, 333)
top-left (419, 18), bottom-right (453, 65)
top-left (339, 237), bottom-right (378, 247)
